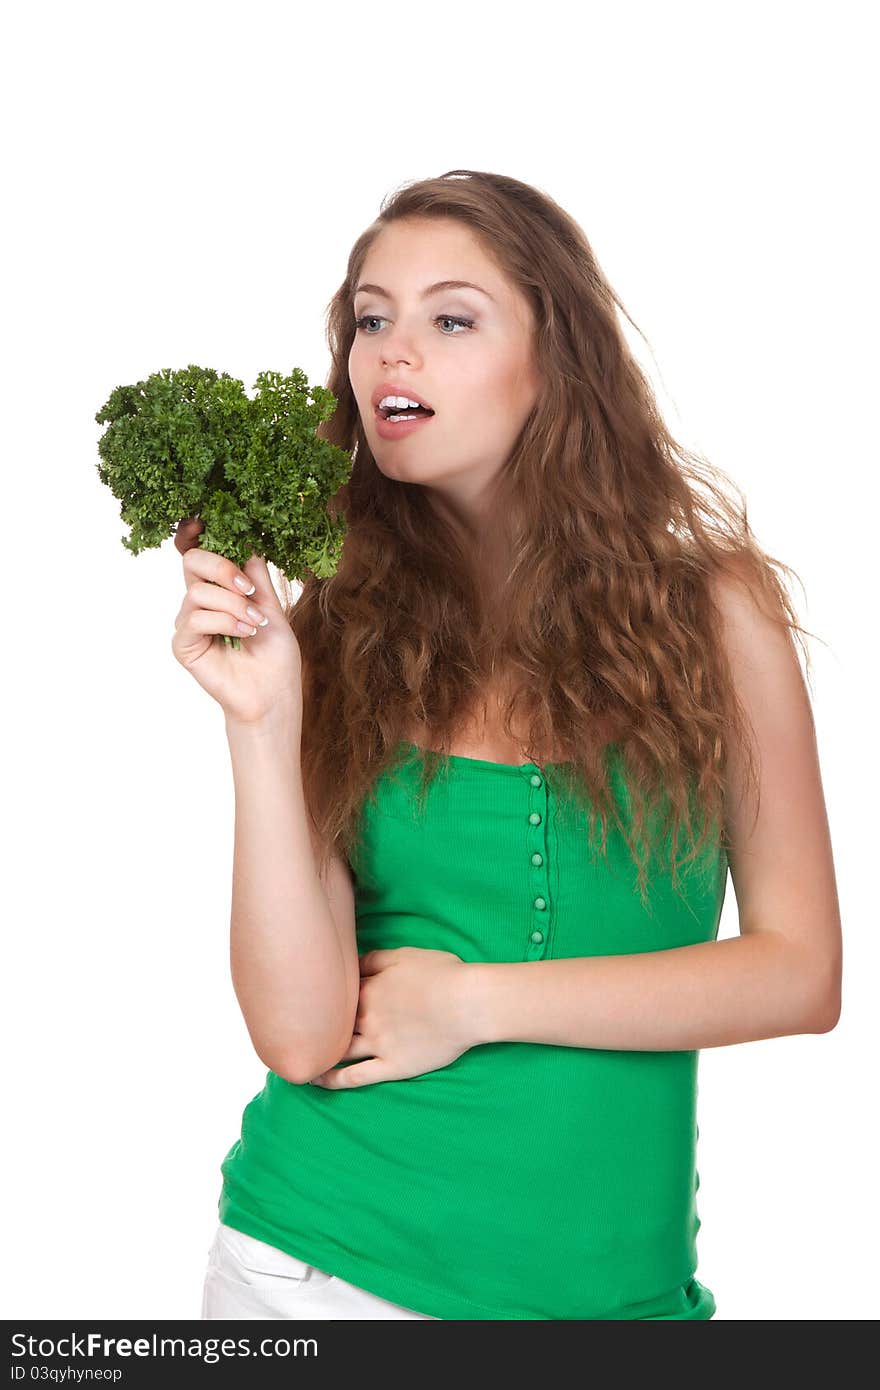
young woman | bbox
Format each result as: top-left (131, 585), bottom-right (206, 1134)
top-left (172, 169), bottom-right (842, 1320)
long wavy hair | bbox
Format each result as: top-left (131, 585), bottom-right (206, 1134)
top-left (277, 169), bottom-right (817, 907)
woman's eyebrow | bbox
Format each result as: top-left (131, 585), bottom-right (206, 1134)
top-left (354, 279), bottom-right (495, 302)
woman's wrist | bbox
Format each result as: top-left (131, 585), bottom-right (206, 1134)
top-left (457, 962), bottom-right (500, 1048)
top-left (225, 701), bottom-right (302, 746)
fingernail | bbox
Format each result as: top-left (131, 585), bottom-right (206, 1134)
top-left (234, 576), bottom-right (256, 594)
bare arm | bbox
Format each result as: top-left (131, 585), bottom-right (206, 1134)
top-left (463, 565), bottom-right (842, 1051)
top-left (169, 524), bottom-right (359, 1084)
top-left (226, 708), bottom-right (360, 1084)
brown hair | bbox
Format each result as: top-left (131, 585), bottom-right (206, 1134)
top-left (276, 169), bottom-right (819, 906)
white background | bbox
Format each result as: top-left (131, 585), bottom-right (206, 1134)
top-left (3, 0), bottom-right (876, 1321)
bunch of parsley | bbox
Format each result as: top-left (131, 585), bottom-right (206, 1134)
top-left (95, 364), bottom-right (351, 646)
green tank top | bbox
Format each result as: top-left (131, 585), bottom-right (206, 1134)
top-left (217, 740), bottom-right (728, 1319)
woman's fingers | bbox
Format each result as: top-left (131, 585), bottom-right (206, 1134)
top-left (181, 542), bottom-right (255, 598)
top-left (174, 525), bottom-right (281, 616)
top-left (176, 579), bottom-right (270, 632)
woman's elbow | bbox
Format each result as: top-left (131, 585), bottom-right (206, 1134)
top-left (803, 959), bottom-right (842, 1034)
top-left (268, 1026), bottom-right (356, 1086)
top-left (808, 990), bottom-right (841, 1033)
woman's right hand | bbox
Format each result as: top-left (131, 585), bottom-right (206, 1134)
top-left (171, 517), bottom-right (303, 729)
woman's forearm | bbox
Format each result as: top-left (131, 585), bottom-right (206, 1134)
top-left (463, 931), bottom-right (840, 1052)
top-left (225, 710), bottom-right (359, 1083)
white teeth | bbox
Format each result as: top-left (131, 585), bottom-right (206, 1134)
top-left (378, 394), bottom-right (428, 411)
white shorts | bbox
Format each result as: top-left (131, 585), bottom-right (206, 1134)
top-left (201, 1222), bottom-right (438, 1320)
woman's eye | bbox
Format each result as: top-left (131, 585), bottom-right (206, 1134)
top-left (354, 314), bottom-right (475, 335)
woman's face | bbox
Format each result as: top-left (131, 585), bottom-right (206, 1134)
top-left (349, 217), bottom-right (541, 530)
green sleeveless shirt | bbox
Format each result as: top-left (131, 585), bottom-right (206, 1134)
top-left (217, 740), bottom-right (728, 1319)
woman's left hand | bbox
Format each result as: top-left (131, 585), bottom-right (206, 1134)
top-left (308, 947), bottom-right (476, 1088)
